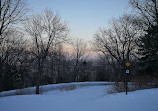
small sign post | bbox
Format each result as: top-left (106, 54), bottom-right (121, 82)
top-left (126, 62), bottom-right (130, 67)
top-left (126, 69), bottom-right (129, 74)
top-left (125, 62), bottom-right (130, 95)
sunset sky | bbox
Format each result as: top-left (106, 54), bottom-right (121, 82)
top-left (28, 0), bottom-right (131, 41)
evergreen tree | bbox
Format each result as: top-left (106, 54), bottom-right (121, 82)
top-left (139, 25), bottom-right (158, 76)
top-left (130, 0), bottom-right (158, 77)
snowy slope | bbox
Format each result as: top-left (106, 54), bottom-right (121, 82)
top-left (0, 83), bottom-right (158, 111)
top-left (0, 82), bottom-right (112, 97)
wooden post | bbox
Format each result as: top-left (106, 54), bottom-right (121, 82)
top-left (125, 72), bottom-right (128, 95)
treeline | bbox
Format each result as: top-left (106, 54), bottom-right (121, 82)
top-left (94, 0), bottom-right (158, 84)
top-left (0, 0), bottom-right (158, 93)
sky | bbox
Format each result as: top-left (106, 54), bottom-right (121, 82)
top-left (27, 0), bottom-right (131, 41)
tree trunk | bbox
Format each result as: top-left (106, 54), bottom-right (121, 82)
top-left (0, 60), bottom-right (3, 92)
top-left (36, 58), bottom-right (41, 94)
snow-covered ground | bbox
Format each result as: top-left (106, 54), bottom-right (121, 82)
top-left (0, 82), bottom-right (111, 97)
top-left (0, 82), bottom-right (158, 111)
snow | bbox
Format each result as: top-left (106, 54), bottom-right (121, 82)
top-left (0, 82), bottom-right (112, 97)
top-left (0, 82), bottom-right (158, 111)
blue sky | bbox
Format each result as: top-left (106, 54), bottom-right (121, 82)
top-left (28, 0), bottom-right (131, 41)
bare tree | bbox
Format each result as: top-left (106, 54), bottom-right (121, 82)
top-left (0, 0), bottom-right (28, 44)
top-left (0, 0), bottom-right (28, 91)
top-left (25, 9), bottom-right (69, 94)
top-left (71, 38), bottom-right (88, 81)
top-left (94, 14), bottom-right (141, 78)
top-left (130, 0), bottom-right (158, 28)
